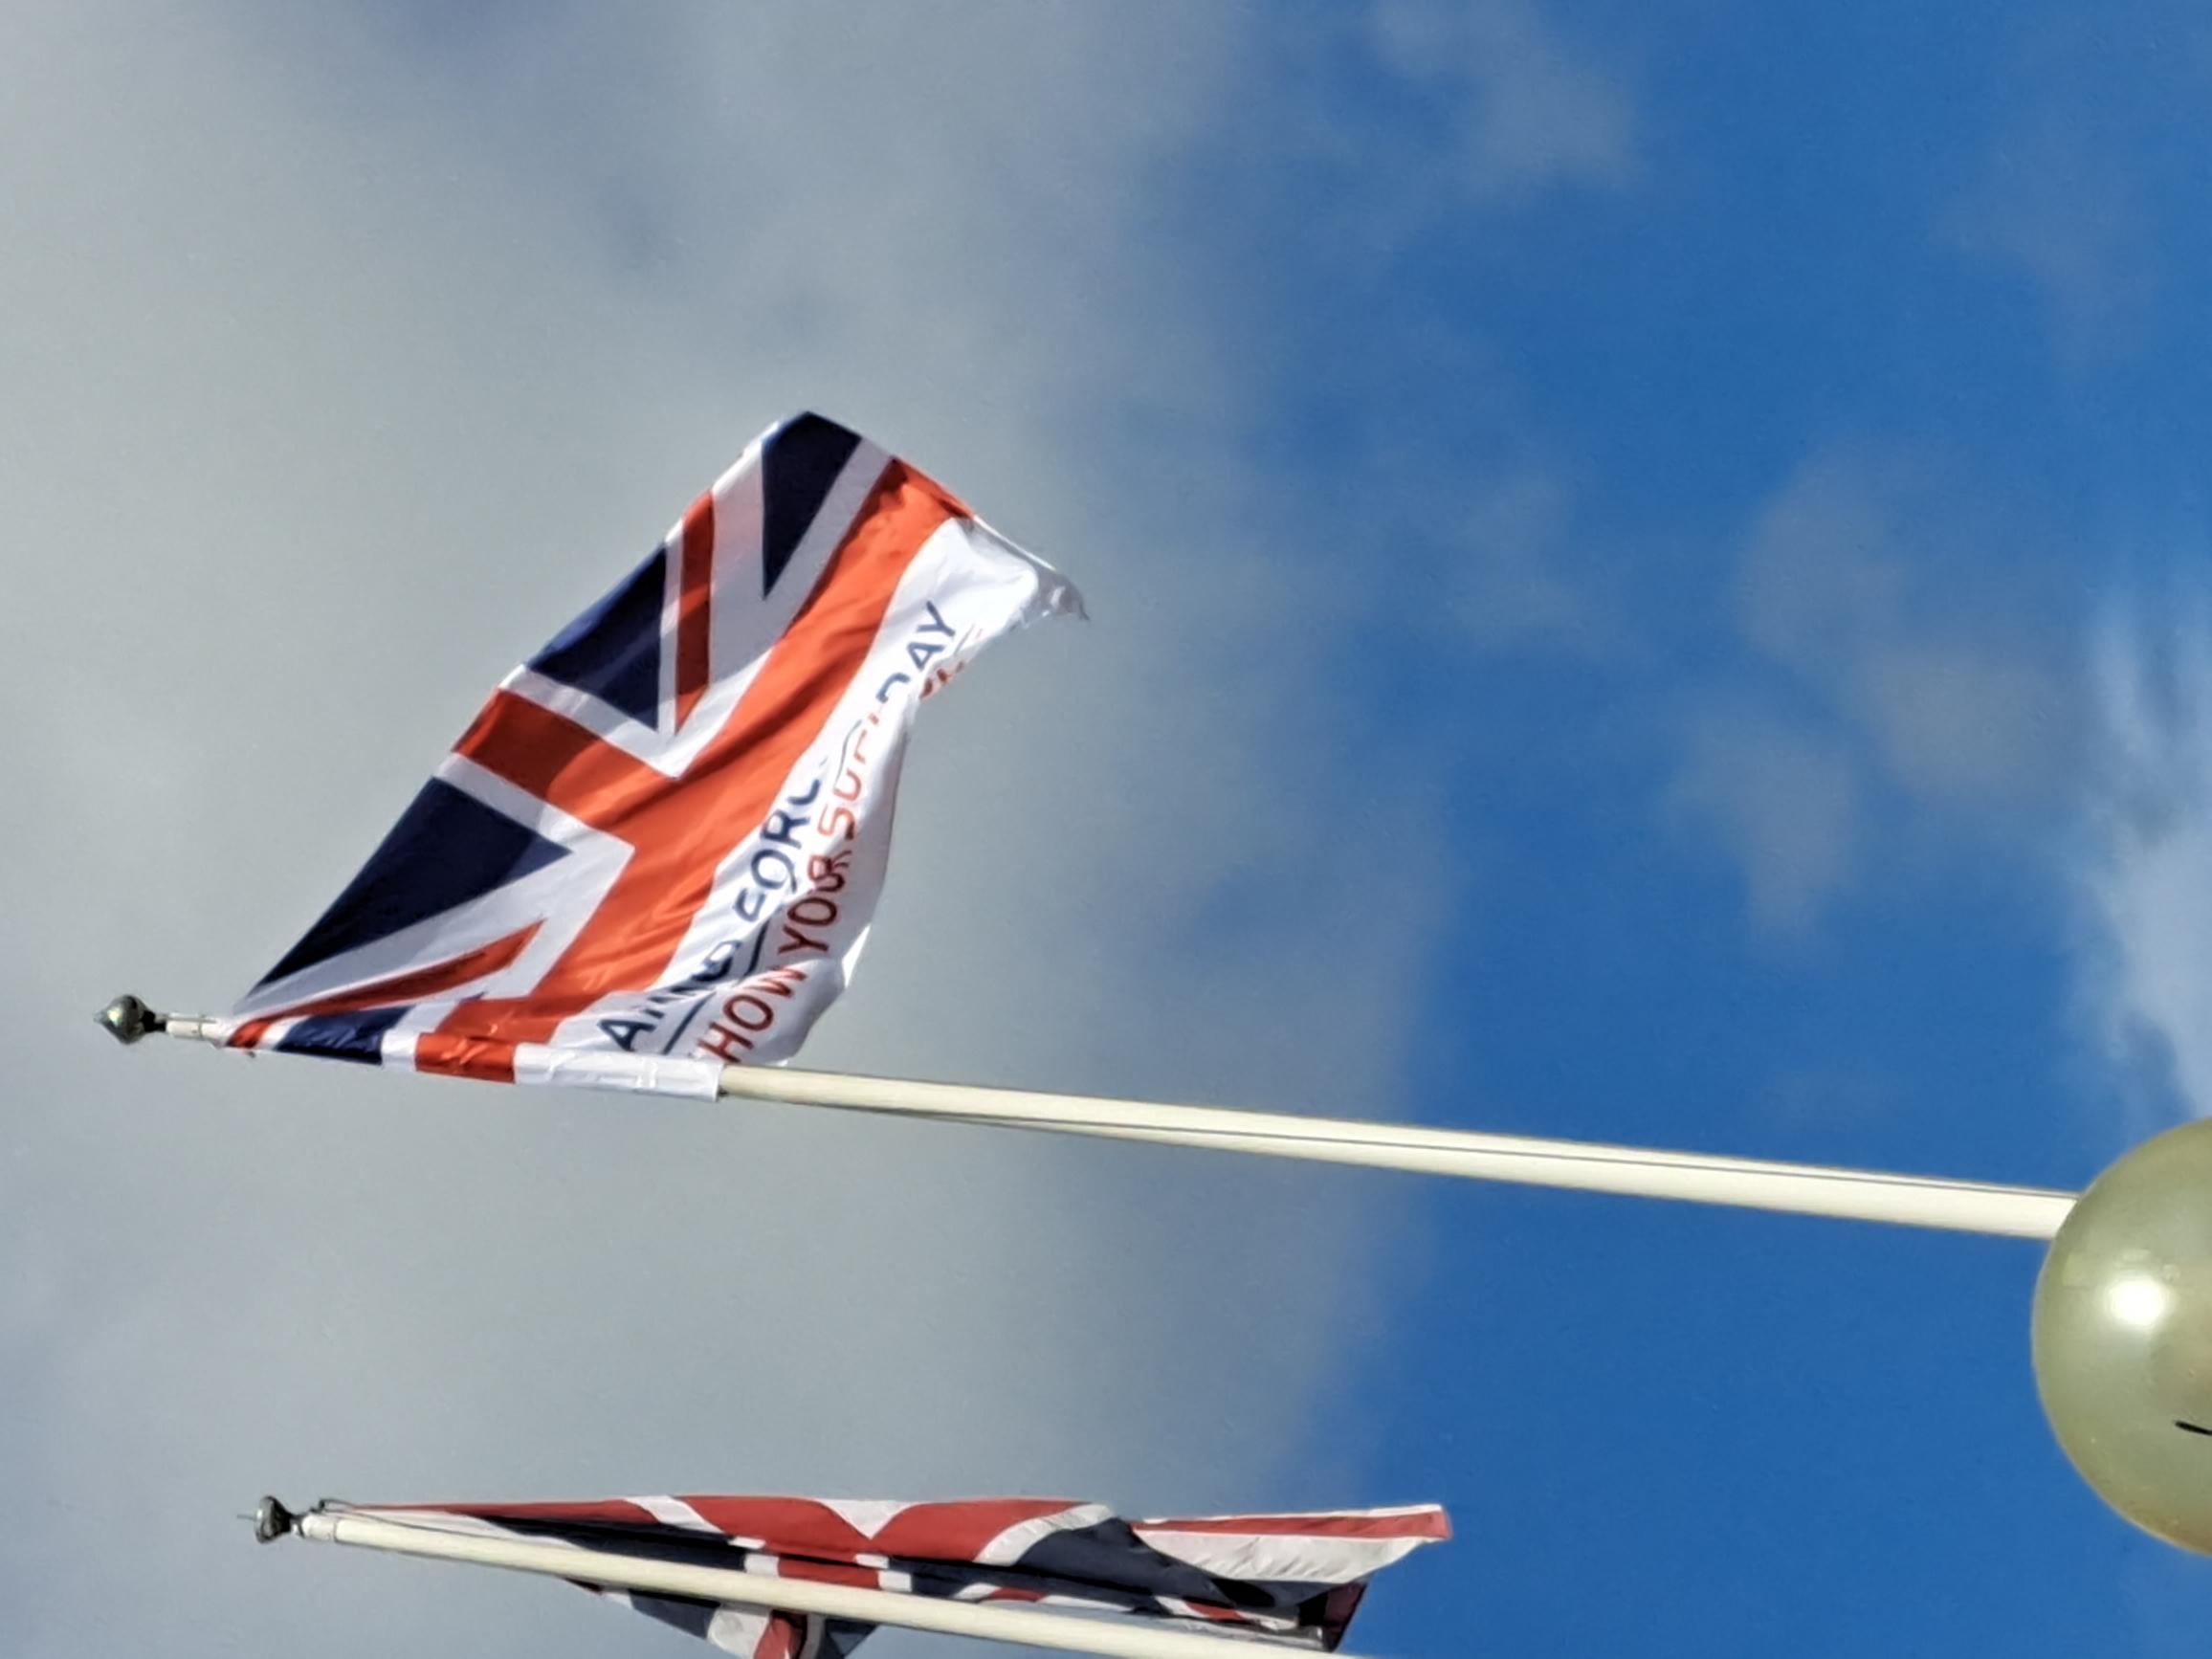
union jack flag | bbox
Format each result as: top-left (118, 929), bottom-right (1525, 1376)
top-left (224, 413), bottom-right (1079, 1095)
top-left (321, 1493), bottom-right (1450, 1656)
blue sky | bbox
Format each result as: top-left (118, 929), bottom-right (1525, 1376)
top-left (1216, 4), bottom-right (2212, 1653)
top-left (9, 3), bottom-right (2212, 1657)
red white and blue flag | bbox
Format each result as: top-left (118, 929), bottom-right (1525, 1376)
top-left (223, 414), bottom-right (1080, 1095)
top-left (322, 1493), bottom-right (1449, 1656)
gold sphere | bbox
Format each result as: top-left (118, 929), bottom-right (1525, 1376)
top-left (2033, 1117), bottom-right (2212, 1552)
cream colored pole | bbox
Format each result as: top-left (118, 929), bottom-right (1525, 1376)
top-left (104, 996), bottom-right (2074, 1239)
top-left (720, 1065), bottom-right (2076, 1240)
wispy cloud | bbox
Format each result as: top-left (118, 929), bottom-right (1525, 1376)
top-left (1666, 701), bottom-right (1861, 936)
top-left (1736, 448), bottom-right (2072, 811)
top-left (1446, 466), bottom-right (1624, 657)
top-left (2076, 597), bottom-right (2212, 1126)
top-left (1944, 110), bottom-right (2159, 363)
top-left (1668, 444), bottom-right (2076, 935)
top-left (1940, 5), bottom-right (2212, 367)
top-left (1366, 0), bottom-right (1640, 203)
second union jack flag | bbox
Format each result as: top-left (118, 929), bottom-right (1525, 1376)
top-left (224, 413), bottom-right (1081, 1094)
top-left (319, 1493), bottom-right (1450, 1655)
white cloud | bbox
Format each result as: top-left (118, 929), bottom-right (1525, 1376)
top-left (1366, 0), bottom-right (1639, 202)
top-left (1666, 703), bottom-right (1860, 937)
top-left (1936, 0), bottom-right (2212, 372)
top-left (2076, 601), bottom-right (2212, 1127)
top-left (1446, 467), bottom-right (1621, 656)
top-left (1670, 445), bottom-right (2074, 934)
top-left (0, 6), bottom-right (1449, 1658)
top-left (1854, 636), bottom-right (2068, 808)
top-left (1739, 449), bottom-right (2072, 811)
top-left (1945, 111), bottom-right (2158, 364)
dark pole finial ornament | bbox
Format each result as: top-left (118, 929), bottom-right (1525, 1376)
top-left (95, 994), bottom-right (165, 1046)
top-left (253, 1496), bottom-right (297, 1543)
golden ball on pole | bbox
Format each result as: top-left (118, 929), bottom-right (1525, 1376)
top-left (2033, 1117), bottom-right (2212, 1552)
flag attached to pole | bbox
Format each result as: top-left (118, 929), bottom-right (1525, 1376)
top-left (223, 414), bottom-right (1080, 1095)
top-left (305, 1494), bottom-right (1449, 1656)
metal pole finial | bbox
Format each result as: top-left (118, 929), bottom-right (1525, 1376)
top-left (96, 994), bottom-right (166, 1046)
top-left (253, 1496), bottom-right (298, 1543)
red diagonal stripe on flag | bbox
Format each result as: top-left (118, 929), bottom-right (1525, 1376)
top-left (673, 490), bottom-right (716, 729)
top-left (230, 922), bottom-right (543, 1051)
top-left (451, 695), bottom-right (662, 826)
top-left (675, 1496), bottom-right (877, 1554)
top-left (436, 460), bottom-right (957, 1046)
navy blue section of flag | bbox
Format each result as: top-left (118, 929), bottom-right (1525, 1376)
top-left (527, 546), bottom-right (670, 725)
top-left (258, 779), bottom-right (569, 989)
top-left (275, 1005), bottom-right (411, 1064)
top-left (760, 413), bottom-right (863, 597)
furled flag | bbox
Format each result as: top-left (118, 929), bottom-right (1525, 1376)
top-left (314, 1493), bottom-right (1449, 1655)
top-left (222, 414), bottom-right (1080, 1095)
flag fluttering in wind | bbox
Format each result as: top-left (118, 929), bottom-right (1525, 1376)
top-left (292, 1494), bottom-right (1449, 1657)
top-left (100, 409), bottom-right (2071, 1249)
top-left (223, 414), bottom-right (1079, 1095)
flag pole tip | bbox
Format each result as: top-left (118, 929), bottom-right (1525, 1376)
top-left (252, 1496), bottom-right (297, 1543)
top-left (96, 994), bottom-right (165, 1046)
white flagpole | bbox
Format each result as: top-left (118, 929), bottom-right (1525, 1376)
top-left (268, 1501), bottom-right (1355, 1659)
top-left (103, 996), bottom-right (2075, 1239)
top-left (717, 1065), bottom-right (2077, 1240)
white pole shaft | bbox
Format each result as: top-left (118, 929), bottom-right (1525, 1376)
top-left (132, 1011), bottom-right (225, 1044)
top-left (129, 1003), bottom-right (2075, 1238)
top-left (293, 1509), bottom-right (1338, 1659)
top-left (719, 1066), bottom-right (2076, 1240)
